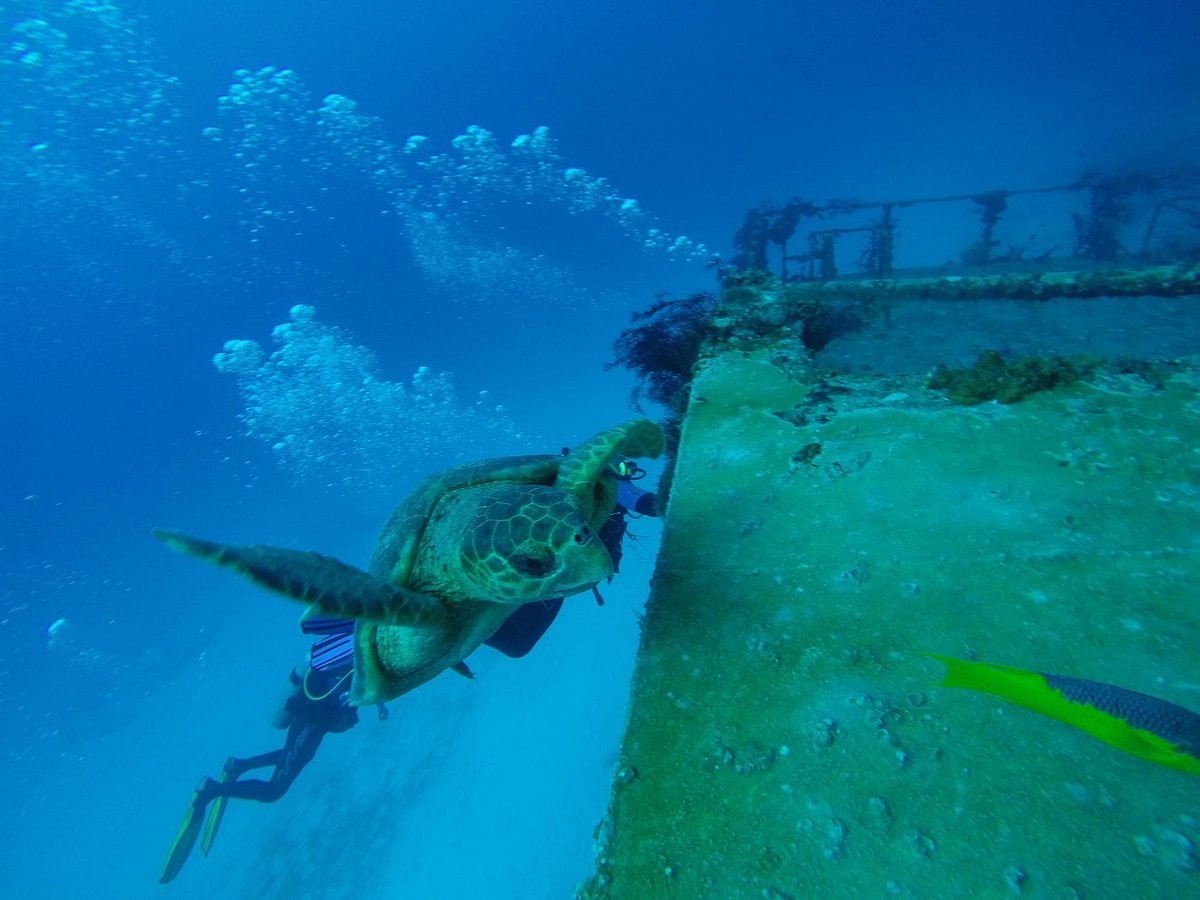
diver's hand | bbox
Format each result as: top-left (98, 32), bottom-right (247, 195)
top-left (376, 703), bottom-right (389, 721)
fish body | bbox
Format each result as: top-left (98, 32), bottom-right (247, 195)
top-left (928, 654), bottom-right (1200, 775)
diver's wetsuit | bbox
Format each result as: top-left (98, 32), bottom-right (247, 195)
top-left (201, 665), bottom-right (358, 804)
top-left (158, 659), bottom-right (362, 884)
top-left (484, 475), bottom-right (658, 658)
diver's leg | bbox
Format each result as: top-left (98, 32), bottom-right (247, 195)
top-left (211, 772), bottom-right (286, 802)
top-left (212, 720), bottom-right (326, 803)
top-left (198, 750), bottom-right (281, 857)
top-left (265, 718), bottom-right (326, 795)
top-left (223, 749), bottom-right (283, 778)
top-left (196, 747), bottom-right (286, 858)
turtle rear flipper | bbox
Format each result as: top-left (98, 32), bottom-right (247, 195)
top-left (154, 529), bottom-right (445, 627)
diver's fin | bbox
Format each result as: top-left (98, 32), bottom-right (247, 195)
top-left (158, 781), bottom-right (208, 884)
top-left (199, 794), bottom-right (227, 857)
top-left (198, 759), bottom-right (238, 857)
top-left (153, 529), bottom-right (446, 627)
top-left (451, 661), bottom-right (475, 679)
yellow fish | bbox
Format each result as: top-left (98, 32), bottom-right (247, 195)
top-left (928, 654), bottom-right (1200, 775)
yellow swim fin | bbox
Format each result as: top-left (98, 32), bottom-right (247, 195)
top-left (158, 781), bottom-right (209, 884)
top-left (927, 654), bottom-right (1200, 775)
top-left (200, 757), bottom-right (240, 856)
top-left (199, 795), bottom-right (227, 857)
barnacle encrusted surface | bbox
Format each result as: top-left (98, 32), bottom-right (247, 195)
top-left (583, 344), bottom-right (1200, 898)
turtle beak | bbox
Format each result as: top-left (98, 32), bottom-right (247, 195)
top-left (556, 539), bottom-right (613, 596)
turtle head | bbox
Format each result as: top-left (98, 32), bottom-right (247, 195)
top-left (460, 484), bottom-right (613, 604)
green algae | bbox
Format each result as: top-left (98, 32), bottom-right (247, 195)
top-left (928, 350), bottom-right (1097, 405)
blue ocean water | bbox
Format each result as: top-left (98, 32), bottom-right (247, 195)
top-left (1, 1), bottom-right (1196, 897)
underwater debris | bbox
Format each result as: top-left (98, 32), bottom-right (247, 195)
top-left (714, 275), bottom-right (868, 354)
top-left (607, 292), bottom-right (717, 415)
top-left (732, 207), bottom-right (772, 272)
top-left (769, 200), bottom-right (822, 281)
top-left (606, 292), bottom-right (718, 509)
top-left (786, 284), bottom-right (864, 353)
top-left (927, 350), bottom-right (1097, 405)
top-left (1072, 174), bottom-right (1157, 261)
top-left (731, 167), bottom-right (1200, 281)
top-left (731, 200), bottom-right (823, 278)
top-left (960, 192), bottom-right (1010, 266)
top-left (1141, 194), bottom-right (1200, 260)
top-left (857, 206), bottom-right (896, 277)
top-left (788, 443), bottom-right (823, 472)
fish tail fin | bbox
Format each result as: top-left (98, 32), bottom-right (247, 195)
top-left (924, 653), bottom-right (1048, 706)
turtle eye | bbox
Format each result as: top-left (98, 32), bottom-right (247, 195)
top-left (573, 525), bottom-right (593, 545)
top-left (510, 549), bottom-right (555, 577)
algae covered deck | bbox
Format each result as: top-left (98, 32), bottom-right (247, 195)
top-left (585, 338), bottom-right (1200, 898)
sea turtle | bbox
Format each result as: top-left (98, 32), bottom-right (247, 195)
top-left (155, 418), bottom-right (664, 705)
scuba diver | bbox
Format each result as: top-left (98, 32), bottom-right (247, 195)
top-left (158, 619), bottom-right (373, 884)
top-left (159, 457), bottom-right (660, 883)
top-left (484, 456), bottom-right (660, 657)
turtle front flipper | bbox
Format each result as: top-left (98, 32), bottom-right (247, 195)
top-left (154, 529), bottom-right (446, 628)
top-left (554, 418), bottom-right (665, 524)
